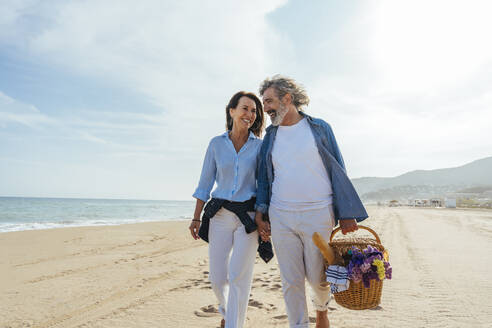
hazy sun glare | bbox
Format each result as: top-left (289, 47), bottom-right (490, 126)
top-left (370, 0), bottom-right (492, 93)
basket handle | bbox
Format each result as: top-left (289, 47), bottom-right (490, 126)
top-left (330, 225), bottom-right (381, 244)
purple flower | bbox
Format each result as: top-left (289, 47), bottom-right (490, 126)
top-left (362, 271), bottom-right (379, 288)
top-left (349, 266), bottom-right (363, 283)
top-left (364, 245), bottom-right (383, 258)
top-left (348, 247), bottom-right (365, 268)
top-left (360, 262), bottom-right (371, 273)
top-left (384, 262), bottom-right (392, 280)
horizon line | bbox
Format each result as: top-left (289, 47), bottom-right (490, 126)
top-left (0, 195), bottom-right (194, 202)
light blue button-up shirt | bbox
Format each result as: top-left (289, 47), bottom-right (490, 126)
top-left (193, 131), bottom-right (262, 202)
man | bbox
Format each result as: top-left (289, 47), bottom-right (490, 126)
top-left (254, 75), bottom-right (368, 328)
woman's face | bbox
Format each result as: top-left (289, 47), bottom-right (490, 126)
top-left (230, 96), bottom-right (257, 131)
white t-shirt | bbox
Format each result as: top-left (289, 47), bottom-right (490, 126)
top-left (270, 118), bottom-right (333, 211)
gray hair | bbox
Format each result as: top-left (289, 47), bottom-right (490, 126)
top-left (259, 74), bottom-right (310, 110)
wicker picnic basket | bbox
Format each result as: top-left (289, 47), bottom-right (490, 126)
top-left (328, 226), bottom-right (388, 310)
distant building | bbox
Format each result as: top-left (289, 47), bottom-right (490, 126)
top-left (389, 200), bottom-right (400, 207)
top-left (430, 198), bottom-right (443, 207)
top-left (410, 199), bottom-right (425, 207)
top-left (445, 198), bottom-right (457, 208)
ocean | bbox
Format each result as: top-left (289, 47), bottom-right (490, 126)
top-left (0, 197), bottom-right (195, 233)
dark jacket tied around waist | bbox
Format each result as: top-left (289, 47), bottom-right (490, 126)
top-left (198, 197), bottom-right (274, 263)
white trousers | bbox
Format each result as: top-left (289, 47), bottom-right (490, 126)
top-left (209, 208), bottom-right (258, 328)
top-left (269, 205), bottom-right (335, 328)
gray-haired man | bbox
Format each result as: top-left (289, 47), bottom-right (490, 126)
top-left (255, 75), bottom-right (368, 328)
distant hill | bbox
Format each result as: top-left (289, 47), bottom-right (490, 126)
top-left (352, 156), bottom-right (492, 202)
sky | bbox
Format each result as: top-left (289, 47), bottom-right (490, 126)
top-left (1, 0), bottom-right (491, 200)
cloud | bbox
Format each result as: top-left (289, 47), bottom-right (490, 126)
top-left (308, 73), bottom-right (492, 177)
top-left (0, 0), bottom-right (289, 156)
top-left (369, 0), bottom-right (492, 94)
top-left (2, 1), bottom-right (285, 103)
top-left (0, 91), bottom-right (54, 127)
top-left (0, 91), bottom-right (166, 153)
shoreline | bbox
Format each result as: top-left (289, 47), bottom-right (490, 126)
top-left (3, 204), bottom-right (492, 235)
top-left (0, 217), bottom-right (192, 235)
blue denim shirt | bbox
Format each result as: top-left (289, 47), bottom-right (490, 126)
top-left (255, 113), bottom-right (368, 225)
top-left (193, 131), bottom-right (262, 202)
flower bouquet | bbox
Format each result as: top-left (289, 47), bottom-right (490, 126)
top-left (346, 245), bottom-right (392, 288)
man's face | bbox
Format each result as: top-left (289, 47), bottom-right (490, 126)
top-left (262, 87), bottom-right (288, 126)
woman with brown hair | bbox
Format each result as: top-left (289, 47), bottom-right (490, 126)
top-left (189, 91), bottom-right (265, 328)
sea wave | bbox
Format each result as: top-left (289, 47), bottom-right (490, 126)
top-left (0, 216), bottom-right (191, 233)
top-left (0, 197), bottom-right (195, 233)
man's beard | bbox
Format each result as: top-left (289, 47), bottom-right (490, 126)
top-left (270, 103), bottom-right (288, 126)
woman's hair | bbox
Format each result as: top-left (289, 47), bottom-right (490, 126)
top-left (259, 74), bottom-right (310, 110)
top-left (226, 91), bottom-right (265, 137)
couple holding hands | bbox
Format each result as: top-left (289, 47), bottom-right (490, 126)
top-left (190, 75), bottom-right (368, 328)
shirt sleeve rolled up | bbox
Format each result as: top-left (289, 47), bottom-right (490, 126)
top-left (193, 140), bottom-right (217, 202)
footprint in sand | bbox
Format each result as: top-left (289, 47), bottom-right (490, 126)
top-left (194, 305), bottom-right (220, 317)
top-left (273, 314), bottom-right (288, 320)
top-left (170, 277), bottom-right (206, 291)
top-left (248, 299), bottom-right (276, 311)
top-left (248, 299), bottom-right (263, 309)
top-left (273, 315), bottom-right (315, 323)
top-left (190, 278), bottom-right (207, 286)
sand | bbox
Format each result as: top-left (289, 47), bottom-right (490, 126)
top-left (1, 206), bottom-right (492, 328)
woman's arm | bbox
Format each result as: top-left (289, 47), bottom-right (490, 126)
top-left (193, 199), bottom-right (205, 220)
top-left (192, 140), bottom-right (217, 202)
top-left (189, 198), bottom-right (205, 240)
top-left (190, 139), bottom-right (216, 239)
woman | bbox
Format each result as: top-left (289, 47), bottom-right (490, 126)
top-left (189, 91), bottom-right (265, 328)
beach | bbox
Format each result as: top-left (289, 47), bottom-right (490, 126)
top-left (1, 206), bottom-right (492, 328)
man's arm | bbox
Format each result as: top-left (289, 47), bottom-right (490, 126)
top-left (255, 140), bottom-right (271, 241)
top-left (325, 122), bottom-right (346, 171)
top-left (255, 140), bottom-right (269, 214)
top-left (324, 122), bottom-right (358, 234)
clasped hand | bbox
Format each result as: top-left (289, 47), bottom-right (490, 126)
top-left (255, 212), bottom-right (271, 242)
